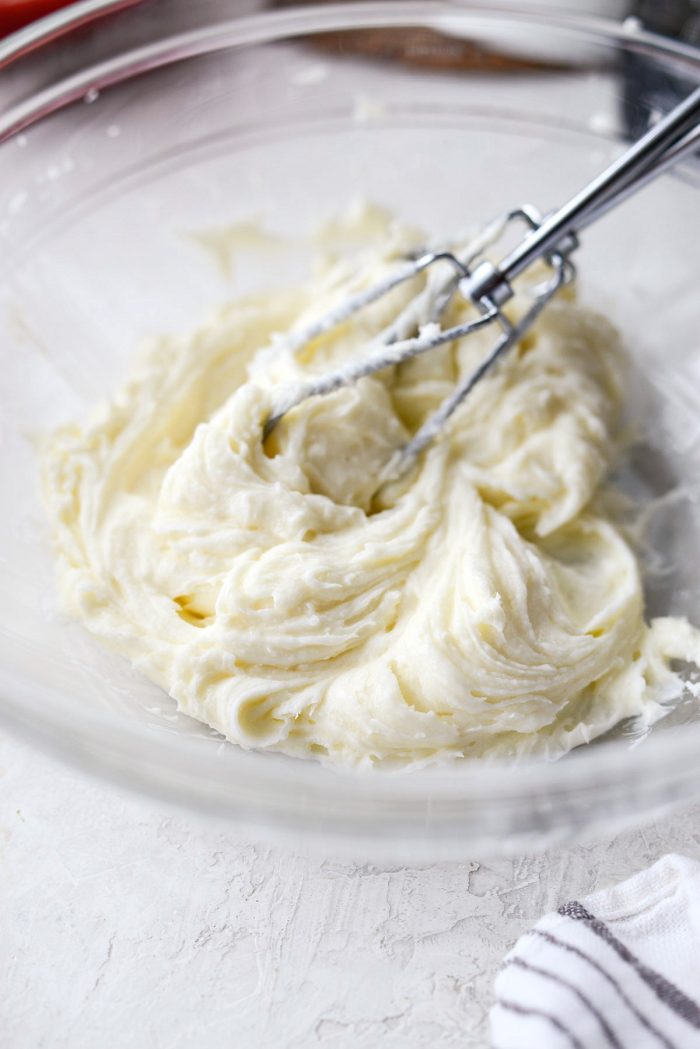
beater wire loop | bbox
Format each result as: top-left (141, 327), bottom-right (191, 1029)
top-left (262, 84), bottom-right (700, 476)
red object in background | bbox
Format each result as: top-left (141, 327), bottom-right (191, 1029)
top-left (0, 0), bottom-right (79, 37)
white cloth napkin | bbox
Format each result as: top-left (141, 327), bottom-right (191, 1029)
top-left (490, 854), bottom-right (700, 1049)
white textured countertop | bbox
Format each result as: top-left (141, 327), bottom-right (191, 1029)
top-left (3, 730), bottom-right (700, 1049)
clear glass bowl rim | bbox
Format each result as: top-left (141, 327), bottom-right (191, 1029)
top-left (1, 1), bottom-right (700, 842)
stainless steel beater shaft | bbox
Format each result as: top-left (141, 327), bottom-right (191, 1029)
top-left (463, 84), bottom-right (700, 307)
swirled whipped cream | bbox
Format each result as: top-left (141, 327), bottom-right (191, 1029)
top-left (43, 210), bottom-right (700, 765)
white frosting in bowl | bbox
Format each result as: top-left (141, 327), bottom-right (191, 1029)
top-left (42, 216), bottom-right (700, 766)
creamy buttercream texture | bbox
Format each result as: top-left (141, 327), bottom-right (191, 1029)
top-left (43, 215), bottom-right (700, 765)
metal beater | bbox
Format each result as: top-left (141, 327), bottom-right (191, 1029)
top-left (265, 86), bottom-right (700, 482)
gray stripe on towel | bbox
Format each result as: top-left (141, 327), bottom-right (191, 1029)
top-left (529, 928), bottom-right (676, 1049)
top-left (503, 955), bottom-right (623, 1048)
top-left (495, 997), bottom-right (586, 1049)
top-left (560, 900), bottom-right (700, 1029)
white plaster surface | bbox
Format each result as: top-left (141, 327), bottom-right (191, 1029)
top-left (3, 730), bottom-right (700, 1049)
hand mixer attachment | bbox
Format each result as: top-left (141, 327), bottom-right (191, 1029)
top-left (265, 86), bottom-right (700, 483)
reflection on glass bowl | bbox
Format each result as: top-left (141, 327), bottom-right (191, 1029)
top-left (0, 2), bottom-right (699, 860)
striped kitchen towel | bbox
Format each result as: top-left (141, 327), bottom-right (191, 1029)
top-left (490, 854), bottom-right (700, 1049)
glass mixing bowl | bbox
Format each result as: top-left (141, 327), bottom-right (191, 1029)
top-left (1, 2), bottom-right (699, 861)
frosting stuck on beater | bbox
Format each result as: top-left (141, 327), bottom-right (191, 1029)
top-left (42, 212), bottom-right (700, 765)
